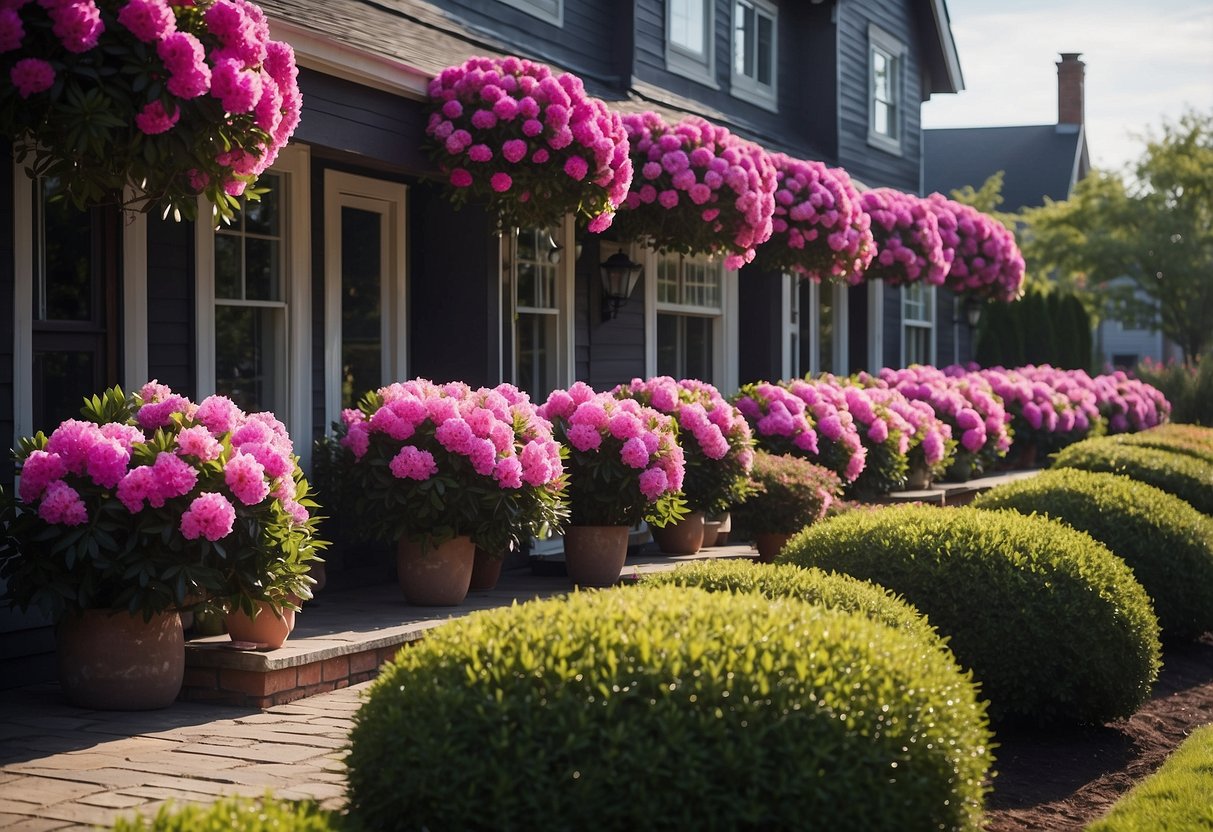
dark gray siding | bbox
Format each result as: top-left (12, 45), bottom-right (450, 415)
top-left (574, 236), bottom-right (647, 390)
top-left (738, 267), bottom-right (784, 384)
top-left (145, 217), bottom-right (196, 398)
top-left (836, 0), bottom-right (923, 191)
top-left (0, 147), bottom-right (13, 484)
top-left (633, 0), bottom-right (836, 160)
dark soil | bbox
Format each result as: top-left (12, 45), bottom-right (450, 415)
top-left (983, 633), bottom-right (1213, 831)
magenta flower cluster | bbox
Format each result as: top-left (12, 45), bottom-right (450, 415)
top-left (1094, 370), bottom-right (1171, 433)
top-left (0, 0), bottom-right (302, 217)
top-left (17, 380), bottom-right (307, 540)
top-left (848, 374), bottom-right (955, 469)
top-left (926, 194), bottom-right (1026, 302)
top-left (612, 112), bottom-right (778, 270)
top-left (425, 55), bottom-right (633, 232)
top-left (759, 154), bottom-right (875, 284)
top-left (859, 188), bottom-right (948, 287)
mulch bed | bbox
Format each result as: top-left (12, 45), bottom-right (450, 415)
top-left (983, 633), bottom-right (1213, 831)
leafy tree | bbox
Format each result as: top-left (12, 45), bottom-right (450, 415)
top-left (1019, 110), bottom-right (1213, 362)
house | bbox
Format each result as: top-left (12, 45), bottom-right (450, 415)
top-left (924, 53), bottom-right (1174, 368)
top-left (1, 0), bottom-right (963, 676)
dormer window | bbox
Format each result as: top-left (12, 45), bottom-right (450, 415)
top-left (666, 0), bottom-right (715, 85)
top-left (731, 0), bottom-right (777, 110)
top-left (868, 23), bottom-right (905, 154)
top-left (497, 0), bottom-right (562, 26)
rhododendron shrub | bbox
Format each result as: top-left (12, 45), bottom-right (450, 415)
top-left (613, 377), bottom-right (755, 516)
top-left (0, 0), bottom-right (302, 223)
top-left (538, 383), bottom-right (687, 527)
top-left (925, 194), bottom-right (1025, 302)
top-left (859, 188), bottom-right (947, 287)
top-left (733, 381), bottom-right (867, 484)
top-left (756, 154), bottom-right (874, 283)
top-left (337, 380), bottom-right (568, 552)
top-left (2, 383), bottom-right (321, 622)
top-left (612, 112), bottom-right (777, 269)
top-left (844, 373), bottom-right (957, 493)
top-left (425, 55), bottom-right (632, 231)
top-left (1093, 371), bottom-right (1170, 433)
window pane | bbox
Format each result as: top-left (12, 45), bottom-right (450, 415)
top-left (757, 13), bottom-right (773, 86)
top-left (214, 234), bottom-right (242, 299)
top-left (33, 349), bottom-right (95, 434)
top-left (215, 305), bottom-right (284, 414)
top-left (657, 256), bottom-right (679, 304)
top-left (819, 289), bottom-right (834, 373)
top-left (734, 3), bottom-right (756, 78)
top-left (244, 238), bottom-right (280, 301)
top-left (242, 176), bottom-right (280, 237)
top-left (657, 313), bottom-right (679, 377)
top-left (342, 206), bottom-right (383, 408)
top-left (517, 311), bottom-right (558, 399)
top-left (684, 316), bottom-right (714, 380)
top-left (874, 101), bottom-right (890, 137)
top-left (37, 178), bottom-right (92, 322)
top-left (670, 0), bottom-right (705, 55)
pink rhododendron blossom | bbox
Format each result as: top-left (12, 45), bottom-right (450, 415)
top-left (135, 100), bottom-right (179, 135)
top-left (860, 188), bottom-right (948, 287)
top-left (18, 450), bottom-right (66, 503)
top-left (48, 0), bottom-right (103, 53)
top-left (149, 451), bottom-right (198, 506)
top-left (926, 193), bottom-right (1025, 302)
top-left (175, 425), bottom-right (223, 461)
top-left (117, 0), bottom-right (174, 43)
top-left (0, 8), bottom-right (25, 53)
top-left (225, 450), bottom-right (269, 505)
top-left (10, 56), bottom-right (52, 96)
top-left (179, 492), bottom-right (236, 541)
top-left (39, 480), bottom-right (88, 526)
top-left (85, 437), bottom-right (130, 489)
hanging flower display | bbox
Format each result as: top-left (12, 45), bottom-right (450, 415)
top-left (925, 194), bottom-right (1026, 302)
top-left (756, 154), bottom-right (875, 283)
top-left (611, 112), bottom-right (777, 269)
top-left (859, 188), bottom-right (948, 287)
top-left (424, 55), bottom-right (633, 232)
top-left (0, 0), bottom-right (302, 223)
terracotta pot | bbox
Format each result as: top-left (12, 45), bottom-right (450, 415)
top-left (713, 511), bottom-right (732, 546)
top-left (56, 610), bottom-right (184, 710)
top-left (397, 535), bottom-right (475, 606)
top-left (906, 458), bottom-right (932, 490)
top-left (649, 511), bottom-right (705, 555)
top-left (701, 518), bottom-right (723, 547)
top-left (754, 531), bottom-right (793, 564)
top-left (225, 601), bottom-right (294, 649)
top-left (563, 525), bottom-right (630, 587)
top-left (469, 547), bottom-right (505, 592)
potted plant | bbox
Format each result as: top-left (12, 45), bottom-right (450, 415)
top-left (731, 451), bottom-right (841, 563)
top-left (0, 0), bottom-right (303, 223)
top-left (336, 379), bottom-right (568, 605)
top-left (0, 382), bottom-right (322, 708)
top-left (613, 377), bottom-right (755, 555)
top-left (537, 383), bottom-right (687, 586)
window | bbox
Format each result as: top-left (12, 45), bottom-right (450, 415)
top-left (782, 273), bottom-right (800, 379)
top-left (868, 24), bottom-right (905, 154)
top-left (649, 252), bottom-right (738, 388)
top-left (497, 0), bottom-right (562, 26)
top-left (667, 0), bottom-right (714, 84)
top-left (732, 0), bottom-right (777, 110)
top-left (503, 223), bottom-right (573, 400)
top-left (902, 283), bottom-right (935, 366)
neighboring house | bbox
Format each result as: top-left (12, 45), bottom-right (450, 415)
top-left (924, 52), bottom-right (1174, 368)
top-left (1, 0), bottom-right (962, 674)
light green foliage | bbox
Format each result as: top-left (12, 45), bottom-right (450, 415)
top-left (1051, 438), bottom-right (1213, 515)
top-left (1086, 724), bottom-right (1213, 831)
top-left (639, 559), bottom-right (940, 646)
top-left (347, 586), bottom-right (993, 832)
top-left (781, 505), bottom-right (1161, 725)
top-left (1090, 431), bottom-right (1213, 467)
top-left (110, 795), bottom-right (341, 831)
top-left (973, 469), bottom-right (1213, 639)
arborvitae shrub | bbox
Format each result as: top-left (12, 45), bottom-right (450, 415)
top-left (1051, 438), bottom-right (1213, 515)
top-left (111, 795), bottom-right (340, 831)
top-left (639, 559), bottom-right (940, 646)
top-left (780, 505), bottom-right (1161, 725)
top-left (973, 469), bottom-right (1213, 640)
top-left (346, 586), bottom-right (993, 832)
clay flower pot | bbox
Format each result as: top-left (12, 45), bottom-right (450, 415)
top-left (563, 525), bottom-right (630, 587)
top-left (469, 547), bottom-right (505, 592)
top-left (649, 511), bottom-right (706, 555)
top-left (754, 532), bottom-right (794, 564)
top-left (56, 610), bottom-right (185, 710)
top-left (225, 601), bottom-right (294, 650)
top-left (397, 535), bottom-right (475, 606)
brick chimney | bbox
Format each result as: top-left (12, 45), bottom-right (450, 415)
top-left (1057, 52), bottom-right (1085, 126)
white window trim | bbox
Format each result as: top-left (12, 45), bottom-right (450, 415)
top-left (781, 272), bottom-right (798, 379)
top-left (323, 170), bottom-right (408, 434)
top-left (900, 283), bottom-right (937, 366)
top-left (497, 0), bottom-right (562, 26)
top-left (867, 278), bottom-right (884, 373)
top-left (666, 0), bottom-right (718, 88)
top-left (11, 164), bottom-right (148, 442)
top-left (642, 248), bottom-right (739, 392)
top-left (196, 143), bottom-right (312, 466)
top-left (867, 22), bottom-right (906, 156)
top-left (730, 0), bottom-right (778, 112)
top-left (501, 214), bottom-right (576, 394)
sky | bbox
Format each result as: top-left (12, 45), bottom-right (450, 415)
top-left (920, 0), bottom-right (1213, 173)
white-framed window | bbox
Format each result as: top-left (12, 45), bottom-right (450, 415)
top-left (323, 170), bottom-right (408, 430)
top-left (902, 283), bottom-right (936, 366)
top-left (806, 280), bottom-right (849, 375)
top-left (644, 250), bottom-right (738, 390)
top-left (732, 0), bottom-right (777, 111)
top-left (497, 0), bottom-right (562, 26)
top-left (196, 144), bottom-right (311, 463)
top-left (502, 218), bottom-right (574, 400)
top-left (667, 0), bottom-right (715, 85)
top-left (781, 273), bottom-right (800, 379)
top-left (868, 23), bottom-right (905, 154)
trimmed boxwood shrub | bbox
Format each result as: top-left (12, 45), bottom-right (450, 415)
top-left (780, 505), bottom-right (1161, 725)
top-left (972, 469), bottom-right (1213, 640)
top-left (346, 586), bottom-right (993, 832)
top-left (1150, 422), bottom-right (1213, 448)
top-left (1107, 430), bottom-right (1213, 466)
top-left (111, 795), bottom-right (340, 831)
top-left (1051, 438), bottom-right (1213, 515)
top-left (639, 559), bottom-right (940, 646)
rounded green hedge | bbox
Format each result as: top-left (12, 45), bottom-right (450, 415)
top-left (111, 795), bottom-right (339, 831)
top-left (780, 505), bottom-right (1161, 725)
top-left (639, 559), bottom-right (940, 646)
top-left (1050, 438), bottom-right (1213, 515)
top-left (973, 469), bottom-right (1213, 640)
top-left (1093, 431), bottom-right (1213, 467)
top-left (346, 586), bottom-right (993, 832)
